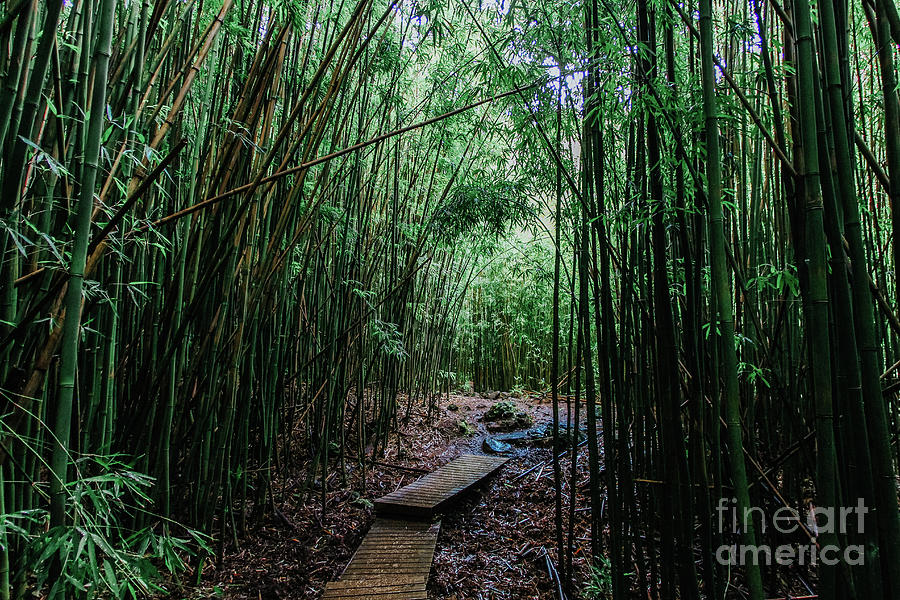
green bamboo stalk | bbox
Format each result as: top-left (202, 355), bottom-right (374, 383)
top-left (49, 0), bottom-right (113, 533)
top-left (698, 0), bottom-right (764, 597)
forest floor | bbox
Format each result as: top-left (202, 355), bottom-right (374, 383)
top-left (176, 391), bottom-right (595, 599)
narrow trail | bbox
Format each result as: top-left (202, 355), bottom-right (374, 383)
top-left (183, 393), bottom-right (592, 599)
top-left (322, 455), bottom-right (509, 599)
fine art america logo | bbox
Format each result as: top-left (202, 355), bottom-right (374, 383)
top-left (715, 497), bottom-right (868, 566)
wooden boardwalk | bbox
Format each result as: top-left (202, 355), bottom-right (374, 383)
top-left (321, 454), bottom-right (508, 600)
top-left (322, 519), bottom-right (440, 599)
top-left (374, 454), bottom-right (508, 519)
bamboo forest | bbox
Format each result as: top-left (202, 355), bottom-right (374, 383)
top-left (3, 0), bottom-right (900, 596)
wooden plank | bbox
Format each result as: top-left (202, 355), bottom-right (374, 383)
top-left (325, 577), bottom-right (430, 591)
top-left (321, 456), bottom-right (508, 599)
top-left (374, 454), bottom-right (508, 519)
top-left (321, 519), bottom-right (439, 600)
top-left (324, 576), bottom-right (426, 590)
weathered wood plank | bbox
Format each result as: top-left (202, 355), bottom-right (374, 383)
top-left (321, 520), bottom-right (439, 600)
top-left (374, 454), bottom-right (508, 519)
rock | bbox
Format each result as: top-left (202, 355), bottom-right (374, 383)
top-left (482, 401), bottom-right (533, 431)
top-left (482, 437), bottom-right (512, 454)
top-left (484, 400), bottom-right (520, 421)
top-left (492, 429), bottom-right (540, 443)
top-left (485, 417), bottom-right (532, 432)
top-left (491, 427), bottom-right (553, 447)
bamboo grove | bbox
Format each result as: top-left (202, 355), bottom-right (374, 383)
top-left (0, 0), bottom-right (899, 597)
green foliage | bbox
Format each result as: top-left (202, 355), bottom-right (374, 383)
top-left (749, 263), bottom-right (800, 296)
top-left (582, 556), bottom-right (613, 599)
top-left (6, 0), bottom-right (899, 596)
top-left (433, 179), bottom-right (533, 241)
top-left (457, 420), bottom-right (477, 436)
top-left (582, 556), bottom-right (632, 599)
top-left (349, 492), bottom-right (374, 510)
top-left (454, 235), bottom-right (565, 390)
top-left (370, 319), bottom-right (408, 361)
top-left (738, 361), bottom-right (771, 387)
top-left (3, 456), bottom-right (210, 599)
top-left (437, 369), bottom-right (458, 388)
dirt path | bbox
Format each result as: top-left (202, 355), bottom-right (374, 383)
top-left (176, 393), bottom-right (593, 599)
